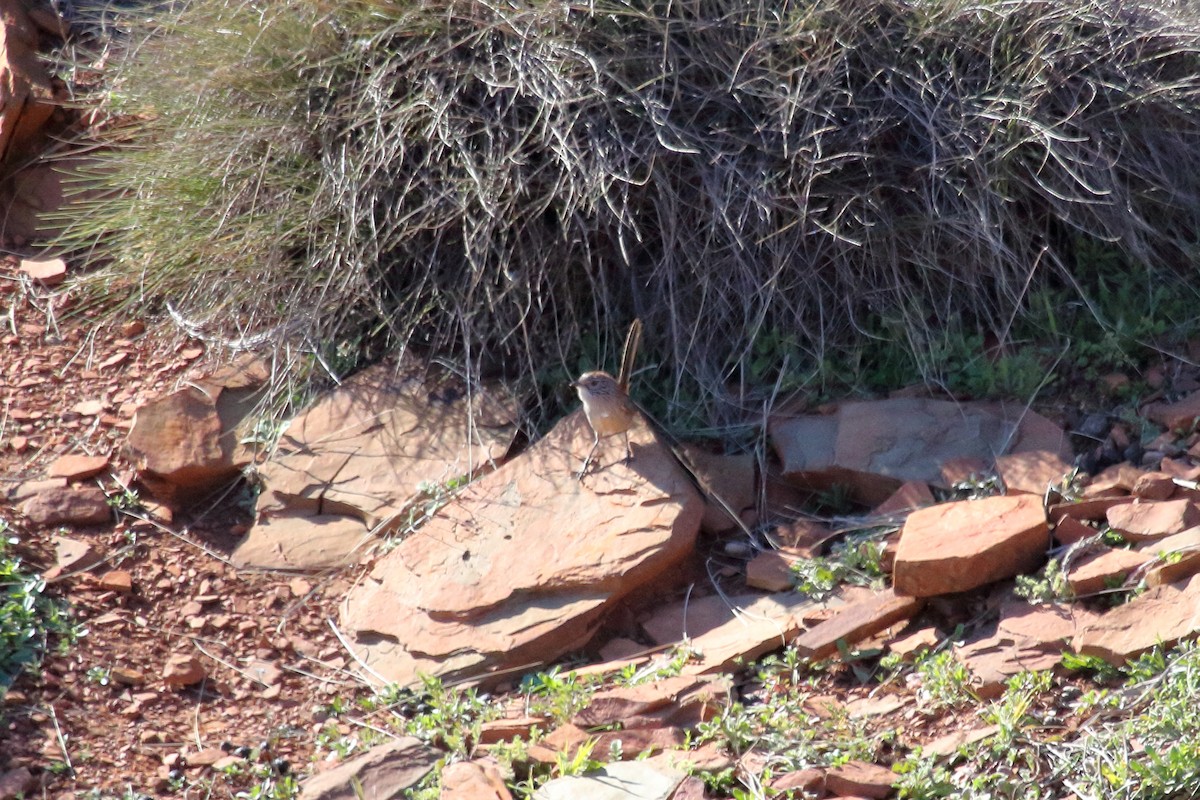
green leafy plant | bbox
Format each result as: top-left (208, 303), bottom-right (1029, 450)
top-left (791, 533), bottom-right (888, 601)
top-left (912, 651), bottom-right (976, 712)
top-left (521, 667), bottom-right (597, 725)
top-left (0, 526), bottom-right (79, 691)
top-left (1014, 559), bottom-right (1070, 604)
top-left (396, 675), bottom-right (500, 757)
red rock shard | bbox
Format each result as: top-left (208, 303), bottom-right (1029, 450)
top-left (893, 494), bottom-right (1050, 597)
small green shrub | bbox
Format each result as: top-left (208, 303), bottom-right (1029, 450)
top-left (0, 525), bottom-right (78, 692)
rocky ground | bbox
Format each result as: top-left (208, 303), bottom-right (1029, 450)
top-left (7, 242), bottom-right (1200, 800)
top-left (0, 257), bottom-right (382, 796)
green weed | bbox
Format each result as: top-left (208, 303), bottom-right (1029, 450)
top-left (0, 524), bottom-right (79, 692)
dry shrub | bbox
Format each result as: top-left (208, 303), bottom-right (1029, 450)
top-left (55, 0), bottom-right (1200, 428)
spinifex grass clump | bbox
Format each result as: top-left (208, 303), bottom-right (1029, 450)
top-left (55, 0), bottom-right (1200, 427)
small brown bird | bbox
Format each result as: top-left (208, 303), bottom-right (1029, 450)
top-left (571, 319), bottom-right (643, 477)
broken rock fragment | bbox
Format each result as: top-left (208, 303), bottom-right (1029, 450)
top-left (162, 654), bottom-right (207, 688)
top-left (231, 512), bottom-right (369, 570)
top-left (46, 453), bottom-right (109, 481)
top-left (243, 362), bottom-right (518, 570)
top-left (956, 602), bottom-right (1098, 697)
top-left (1075, 573), bottom-right (1200, 666)
top-left (439, 759), bottom-right (512, 800)
top-left (892, 494), bottom-right (1050, 597)
top-left (1105, 498), bottom-right (1200, 542)
top-left (20, 485), bottom-right (110, 527)
top-left (994, 450), bottom-right (1072, 495)
top-left (1138, 527), bottom-right (1200, 586)
top-left (1065, 547), bottom-right (1149, 596)
top-left (824, 760), bottom-right (896, 799)
top-left (640, 591), bottom-right (817, 674)
top-left (298, 737), bottom-right (438, 800)
top-left (126, 357), bottom-right (268, 503)
top-left (43, 535), bottom-right (101, 580)
top-left (793, 588), bottom-right (924, 660)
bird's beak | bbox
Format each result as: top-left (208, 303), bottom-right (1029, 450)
top-left (569, 379), bottom-right (580, 388)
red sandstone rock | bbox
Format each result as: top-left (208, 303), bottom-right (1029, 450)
top-left (873, 480), bottom-right (936, 517)
top-left (46, 453), bottom-right (109, 481)
top-left (1075, 573), bottom-right (1200, 665)
top-left (439, 759), bottom-right (512, 800)
top-left (794, 588), bottom-right (924, 659)
top-left (957, 602), bottom-right (1099, 697)
top-left (297, 737), bottom-right (437, 800)
top-left (339, 411), bottom-right (704, 687)
top-left (231, 512), bottom-right (368, 571)
top-left (1066, 548), bottom-right (1149, 596)
top-left (1053, 516), bottom-right (1098, 547)
top-left (995, 450), bottom-right (1073, 495)
top-left (745, 548), bottom-right (802, 592)
top-left (1132, 471), bottom-right (1177, 501)
top-left (1050, 497), bottom-right (1132, 523)
top-left (1138, 527), bottom-right (1200, 586)
top-left (0, 0), bottom-right (58, 165)
top-left (42, 535), bottom-right (101, 580)
top-left (477, 717), bottom-right (547, 745)
top-left (887, 627), bottom-right (940, 661)
top-left (162, 654), bottom-right (207, 688)
top-left (1106, 498), bottom-right (1200, 542)
top-left (97, 570), bottom-right (133, 593)
top-left (1145, 391), bottom-right (1200, 432)
top-left (824, 760), bottom-right (896, 799)
top-left (255, 362), bottom-right (515, 530)
top-left (680, 446), bottom-right (757, 533)
top-left (669, 776), bottom-right (707, 800)
top-left (18, 257), bottom-right (65, 285)
top-left (640, 591), bottom-right (816, 674)
top-left (770, 768), bottom-right (825, 794)
top-left (20, 485), bottom-right (110, 526)
top-left (893, 495), bottom-right (1050, 597)
top-left (770, 398), bottom-right (1068, 505)
top-left (572, 676), bottom-right (700, 728)
top-left (126, 355), bottom-right (269, 503)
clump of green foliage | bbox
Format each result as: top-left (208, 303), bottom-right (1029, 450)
top-left (0, 523), bottom-right (77, 694)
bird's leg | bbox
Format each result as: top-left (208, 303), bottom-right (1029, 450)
top-left (577, 434), bottom-right (601, 480)
top-left (622, 431), bottom-right (633, 464)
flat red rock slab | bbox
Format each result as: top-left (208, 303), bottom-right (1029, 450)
top-left (824, 760), bottom-right (896, 799)
top-left (19, 257), bottom-right (66, 285)
top-left (794, 588), bottom-right (924, 660)
top-left (46, 453), bottom-right (109, 481)
top-left (1106, 498), bottom-right (1200, 542)
top-left (1066, 547), bottom-right (1150, 595)
top-left (340, 412), bottom-right (704, 688)
top-left (893, 494), bottom-right (1049, 597)
top-left (1075, 573), bottom-right (1200, 665)
top-left (995, 450), bottom-right (1073, 495)
top-left (873, 480), bottom-right (936, 517)
top-left (1145, 390), bottom-right (1200, 432)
